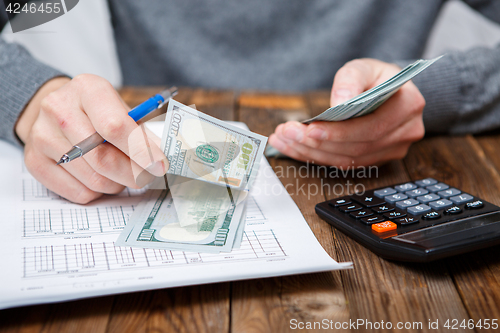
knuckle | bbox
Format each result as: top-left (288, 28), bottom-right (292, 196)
top-left (414, 94), bottom-right (426, 112)
top-left (40, 92), bottom-right (61, 115)
top-left (72, 73), bottom-right (96, 87)
top-left (72, 74), bottom-right (113, 93)
top-left (92, 150), bottom-right (120, 174)
top-left (100, 117), bottom-right (127, 141)
top-left (409, 120), bottom-right (425, 142)
top-left (24, 149), bottom-right (41, 175)
top-left (72, 187), bottom-right (99, 204)
top-left (86, 171), bottom-right (111, 193)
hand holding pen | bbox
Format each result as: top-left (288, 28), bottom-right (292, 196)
top-left (15, 74), bottom-right (176, 204)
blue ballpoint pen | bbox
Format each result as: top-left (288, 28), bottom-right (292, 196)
top-left (56, 86), bottom-right (178, 165)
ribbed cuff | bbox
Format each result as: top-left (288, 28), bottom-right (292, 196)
top-left (0, 42), bottom-right (65, 147)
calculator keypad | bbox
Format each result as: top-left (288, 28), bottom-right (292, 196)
top-left (327, 179), bottom-right (492, 235)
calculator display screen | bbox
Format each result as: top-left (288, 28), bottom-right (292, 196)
top-left (392, 211), bottom-right (500, 244)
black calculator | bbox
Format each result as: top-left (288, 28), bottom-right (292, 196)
top-left (315, 178), bottom-right (500, 262)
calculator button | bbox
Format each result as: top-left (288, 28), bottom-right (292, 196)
top-left (465, 200), bottom-right (484, 209)
top-left (437, 188), bottom-right (461, 198)
top-left (338, 204), bottom-right (363, 213)
top-left (394, 217), bottom-right (419, 226)
top-left (374, 188), bottom-right (397, 198)
top-left (328, 198), bottom-right (352, 207)
top-left (361, 216), bottom-right (385, 225)
top-left (350, 210), bottom-right (374, 219)
top-left (416, 193), bottom-right (441, 204)
top-left (383, 210), bottom-right (407, 219)
top-left (407, 204), bottom-right (431, 215)
top-left (351, 194), bottom-right (385, 207)
top-left (405, 188), bottom-right (429, 198)
top-left (384, 193), bottom-right (408, 203)
top-left (394, 183), bottom-right (417, 192)
top-left (372, 205), bottom-right (394, 214)
top-left (444, 206), bottom-right (462, 215)
top-left (422, 211), bottom-right (441, 220)
top-left (395, 199), bottom-right (419, 209)
top-left (426, 183), bottom-right (450, 192)
top-left (450, 193), bottom-right (474, 204)
top-left (414, 178), bottom-right (438, 187)
top-left (429, 199), bottom-right (453, 210)
top-left (372, 221), bottom-right (397, 233)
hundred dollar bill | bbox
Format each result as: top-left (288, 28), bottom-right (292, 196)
top-left (116, 174), bottom-right (247, 253)
top-left (162, 100), bottom-right (267, 191)
top-left (266, 56), bottom-right (442, 157)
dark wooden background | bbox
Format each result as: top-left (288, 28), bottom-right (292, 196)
top-left (1, 87), bottom-right (499, 333)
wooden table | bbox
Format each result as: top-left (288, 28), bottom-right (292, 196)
top-left (2, 87), bottom-right (500, 333)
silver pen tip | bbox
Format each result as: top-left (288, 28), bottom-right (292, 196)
top-left (56, 155), bottom-right (69, 165)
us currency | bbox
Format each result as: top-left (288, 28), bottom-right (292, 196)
top-left (266, 56), bottom-right (442, 157)
top-left (115, 174), bottom-right (248, 253)
top-left (162, 100), bottom-right (267, 191)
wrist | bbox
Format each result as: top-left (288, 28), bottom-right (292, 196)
top-left (15, 76), bottom-right (71, 144)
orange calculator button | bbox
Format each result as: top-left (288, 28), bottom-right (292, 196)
top-left (372, 221), bottom-right (397, 233)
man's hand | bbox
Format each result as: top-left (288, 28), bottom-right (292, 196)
top-left (268, 58), bottom-right (425, 168)
top-left (16, 74), bottom-right (168, 204)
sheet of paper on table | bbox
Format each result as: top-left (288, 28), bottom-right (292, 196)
top-left (0, 121), bottom-right (352, 310)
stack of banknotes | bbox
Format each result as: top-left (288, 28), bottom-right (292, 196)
top-left (116, 100), bottom-right (267, 253)
top-left (266, 56), bottom-right (442, 156)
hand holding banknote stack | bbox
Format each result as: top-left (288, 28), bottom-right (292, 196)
top-left (266, 56), bottom-right (442, 157)
top-left (118, 56), bottom-right (442, 253)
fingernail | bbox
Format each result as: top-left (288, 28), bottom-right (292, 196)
top-left (283, 127), bottom-right (303, 142)
top-left (308, 128), bottom-right (327, 140)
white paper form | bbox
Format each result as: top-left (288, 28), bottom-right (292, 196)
top-left (0, 122), bottom-right (351, 310)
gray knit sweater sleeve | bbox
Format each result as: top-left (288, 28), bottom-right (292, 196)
top-left (409, 0), bottom-right (500, 134)
top-left (0, 38), bottom-right (64, 146)
top-left (409, 45), bottom-right (500, 134)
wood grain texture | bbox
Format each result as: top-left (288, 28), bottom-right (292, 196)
top-left (404, 135), bottom-right (500, 329)
top-left (0, 296), bottom-right (114, 333)
top-left (106, 284), bottom-right (230, 333)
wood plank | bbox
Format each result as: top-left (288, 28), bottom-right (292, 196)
top-left (188, 88), bottom-right (235, 121)
top-left (238, 92), bottom-right (310, 136)
top-left (232, 91), bottom-right (349, 333)
top-left (0, 296), bottom-right (114, 333)
top-left (405, 135), bottom-right (500, 327)
top-left (106, 285), bottom-right (230, 333)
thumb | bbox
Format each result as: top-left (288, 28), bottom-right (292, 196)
top-left (330, 59), bottom-right (376, 107)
